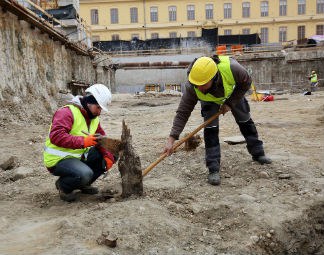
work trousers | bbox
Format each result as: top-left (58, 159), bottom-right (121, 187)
top-left (52, 147), bottom-right (106, 193)
top-left (201, 98), bottom-right (264, 173)
top-left (311, 82), bottom-right (318, 92)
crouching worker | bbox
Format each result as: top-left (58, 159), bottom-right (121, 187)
top-left (163, 56), bottom-right (271, 186)
top-left (43, 84), bottom-right (116, 202)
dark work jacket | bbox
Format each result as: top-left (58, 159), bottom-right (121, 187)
top-left (170, 57), bottom-right (252, 139)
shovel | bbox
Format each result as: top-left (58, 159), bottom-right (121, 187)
top-left (142, 110), bottom-right (222, 177)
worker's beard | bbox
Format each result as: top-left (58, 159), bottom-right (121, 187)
top-left (80, 97), bottom-right (96, 119)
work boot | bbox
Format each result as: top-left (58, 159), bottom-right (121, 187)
top-left (55, 180), bottom-right (76, 202)
top-left (80, 186), bottom-right (99, 195)
top-left (253, 155), bottom-right (272, 165)
top-left (208, 172), bottom-right (221, 186)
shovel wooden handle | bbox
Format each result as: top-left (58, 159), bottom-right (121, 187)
top-left (142, 111), bottom-right (222, 177)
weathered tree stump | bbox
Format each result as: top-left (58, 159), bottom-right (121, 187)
top-left (118, 120), bottom-right (143, 198)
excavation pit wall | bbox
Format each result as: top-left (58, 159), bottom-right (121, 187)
top-left (0, 10), bottom-right (114, 122)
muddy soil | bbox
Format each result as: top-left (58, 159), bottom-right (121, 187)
top-left (0, 91), bottom-right (323, 255)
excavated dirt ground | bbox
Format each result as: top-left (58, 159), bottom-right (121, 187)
top-left (0, 91), bottom-right (324, 255)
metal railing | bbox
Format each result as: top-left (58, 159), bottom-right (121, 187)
top-left (105, 47), bottom-right (211, 57)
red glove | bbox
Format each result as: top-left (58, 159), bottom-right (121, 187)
top-left (84, 135), bottom-right (97, 148)
top-left (104, 157), bottom-right (114, 171)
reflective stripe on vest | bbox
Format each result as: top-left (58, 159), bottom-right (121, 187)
top-left (194, 56), bottom-right (236, 105)
top-left (44, 147), bottom-right (83, 158)
top-left (43, 104), bottom-right (100, 168)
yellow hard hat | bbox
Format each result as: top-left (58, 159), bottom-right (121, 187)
top-left (188, 57), bottom-right (218, 86)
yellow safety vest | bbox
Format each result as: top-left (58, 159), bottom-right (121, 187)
top-left (311, 74), bottom-right (317, 83)
top-left (43, 105), bottom-right (99, 168)
top-left (194, 56), bottom-right (236, 105)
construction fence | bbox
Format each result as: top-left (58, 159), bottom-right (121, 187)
top-left (144, 84), bottom-right (182, 93)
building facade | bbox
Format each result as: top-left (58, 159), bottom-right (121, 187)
top-left (79, 0), bottom-right (324, 44)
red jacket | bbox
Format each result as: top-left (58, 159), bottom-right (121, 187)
top-left (48, 106), bottom-right (115, 166)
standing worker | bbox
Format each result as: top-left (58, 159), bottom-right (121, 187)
top-left (43, 84), bottom-right (116, 202)
top-left (309, 70), bottom-right (318, 92)
top-left (163, 55), bottom-right (272, 186)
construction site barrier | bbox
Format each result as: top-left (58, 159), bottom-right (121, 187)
top-left (216, 45), bottom-right (227, 55)
top-left (231, 45), bottom-right (243, 54)
top-left (165, 84), bottom-right (181, 92)
top-left (145, 84), bottom-right (161, 92)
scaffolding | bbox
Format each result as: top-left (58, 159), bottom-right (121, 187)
top-left (5, 0), bottom-right (92, 52)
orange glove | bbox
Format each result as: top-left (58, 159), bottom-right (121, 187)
top-left (83, 135), bottom-right (97, 148)
top-left (104, 157), bottom-right (114, 171)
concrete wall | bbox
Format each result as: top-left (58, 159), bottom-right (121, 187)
top-left (237, 48), bottom-right (324, 91)
top-left (113, 53), bottom-right (200, 93)
top-left (0, 11), bottom-right (111, 113)
top-left (113, 48), bottom-right (324, 93)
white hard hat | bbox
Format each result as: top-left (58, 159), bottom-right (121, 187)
top-left (85, 84), bottom-right (112, 112)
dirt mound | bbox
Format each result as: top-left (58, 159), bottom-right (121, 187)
top-left (251, 202), bottom-right (324, 255)
top-left (281, 202), bottom-right (324, 254)
top-left (0, 94), bottom-right (55, 125)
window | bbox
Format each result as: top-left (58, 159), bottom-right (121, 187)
top-left (92, 35), bottom-right (100, 42)
top-left (110, 8), bottom-right (118, 24)
top-left (242, 28), bottom-right (250, 34)
top-left (260, 27), bottom-right (268, 43)
top-left (131, 34), bottom-right (139, 40)
top-left (130, 7), bottom-right (138, 23)
top-left (317, 0), bottom-right (324, 13)
top-left (187, 31), bottom-right (196, 37)
top-left (151, 33), bottom-right (159, 39)
top-left (298, 0), bottom-right (306, 15)
top-left (317, 25), bottom-right (324, 35)
top-left (279, 27), bottom-right (287, 42)
top-left (224, 29), bottom-right (232, 35)
top-left (297, 26), bottom-right (305, 40)
top-left (261, 1), bottom-right (269, 16)
top-left (187, 5), bottom-right (195, 20)
top-left (90, 9), bottom-right (98, 25)
top-left (150, 7), bottom-right (158, 22)
top-left (279, 0), bottom-right (287, 16)
top-left (242, 2), bottom-right (250, 18)
top-left (169, 32), bottom-right (177, 38)
top-left (206, 4), bottom-right (213, 19)
top-left (224, 3), bottom-right (232, 18)
top-left (169, 6), bottom-right (177, 21)
top-left (111, 34), bottom-right (119, 41)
